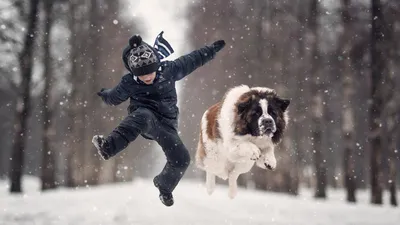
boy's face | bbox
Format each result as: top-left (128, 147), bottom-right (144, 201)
top-left (138, 72), bottom-right (156, 85)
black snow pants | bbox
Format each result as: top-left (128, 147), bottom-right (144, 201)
top-left (104, 107), bottom-right (190, 194)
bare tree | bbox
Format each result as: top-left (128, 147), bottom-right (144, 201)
top-left (40, 0), bottom-right (56, 190)
top-left (0, 1), bottom-right (19, 179)
top-left (9, 0), bottom-right (40, 193)
top-left (339, 0), bottom-right (356, 203)
top-left (64, 0), bottom-right (78, 187)
top-left (369, 0), bottom-right (388, 205)
top-left (308, 0), bottom-right (326, 199)
top-left (291, 0), bottom-right (310, 193)
top-left (384, 1), bottom-right (398, 207)
top-left (65, 0), bottom-right (86, 187)
top-left (386, 63), bottom-right (398, 208)
top-left (387, 109), bottom-right (398, 206)
top-left (84, 0), bottom-right (101, 185)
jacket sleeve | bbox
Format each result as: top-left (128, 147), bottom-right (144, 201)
top-left (99, 75), bottom-right (131, 106)
top-left (169, 45), bottom-right (216, 81)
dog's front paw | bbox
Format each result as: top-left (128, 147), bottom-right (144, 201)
top-left (255, 152), bottom-right (277, 170)
top-left (240, 144), bottom-right (260, 160)
top-left (249, 147), bottom-right (261, 161)
top-left (264, 154), bottom-right (277, 171)
top-left (228, 143), bottom-right (260, 162)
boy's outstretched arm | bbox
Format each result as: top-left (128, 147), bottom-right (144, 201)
top-left (97, 75), bottom-right (131, 106)
top-left (170, 40), bottom-right (225, 81)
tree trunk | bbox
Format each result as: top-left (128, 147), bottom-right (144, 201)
top-left (350, 37), bottom-right (370, 190)
top-left (385, 3), bottom-right (398, 208)
top-left (309, 0), bottom-right (326, 199)
top-left (388, 127), bottom-right (398, 206)
top-left (84, 0), bottom-right (101, 185)
top-left (343, 121), bottom-right (356, 202)
top-left (291, 1), bottom-right (309, 193)
top-left (340, 0), bottom-right (356, 203)
top-left (9, 0), bottom-right (40, 193)
top-left (40, 0), bottom-right (56, 191)
top-left (369, 0), bottom-right (386, 205)
top-left (65, 0), bottom-right (81, 187)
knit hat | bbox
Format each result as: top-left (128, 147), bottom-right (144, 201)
top-left (122, 32), bottom-right (174, 77)
top-left (123, 35), bottom-right (160, 76)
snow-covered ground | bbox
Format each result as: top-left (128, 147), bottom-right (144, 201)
top-left (0, 177), bottom-right (399, 225)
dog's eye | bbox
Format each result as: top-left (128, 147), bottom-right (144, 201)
top-left (254, 107), bottom-right (262, 117)
top-left (268, 107), bottom-right (276, 117)
top-left (270, 111), bottom-right (276, 118)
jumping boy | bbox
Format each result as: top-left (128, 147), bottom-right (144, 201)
top-left (92, 32), bottom-right (225, 206)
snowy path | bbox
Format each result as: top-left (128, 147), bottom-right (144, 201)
top-left (1, 178), bottom-right (399, 225)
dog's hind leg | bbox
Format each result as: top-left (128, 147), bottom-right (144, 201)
top-left (206, 172), bottom-right (216, 195)
top-left (228, 172), bottom-right (240, 199)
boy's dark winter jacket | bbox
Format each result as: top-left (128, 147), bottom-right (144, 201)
top-left (98, 45), bottom-right (219, 120)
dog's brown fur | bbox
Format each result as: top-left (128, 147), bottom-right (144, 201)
top-left (206, 103), bottom-right (221, 140)
top-left (196, 102), bottom-right (221, 167)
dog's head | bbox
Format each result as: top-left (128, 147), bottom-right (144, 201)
top-left (233, 88), bottom-right (290, 144)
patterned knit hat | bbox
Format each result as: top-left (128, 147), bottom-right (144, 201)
top-left (124, 35), bottom-right (160, 76)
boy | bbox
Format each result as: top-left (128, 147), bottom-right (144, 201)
top-left (92, 32), bottom-right (225, 207)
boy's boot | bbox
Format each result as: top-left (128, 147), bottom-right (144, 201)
top-left (153, 176), bottom-right (174, 207)
top-left (92, 135), bottom-right (111, 160)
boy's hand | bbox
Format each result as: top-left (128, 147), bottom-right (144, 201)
top-left (212, 40), bottom-right (225, 52)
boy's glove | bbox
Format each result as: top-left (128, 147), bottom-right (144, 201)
top-left (212, 40), bottom-right (225, 52)
top-left (97, 88), bottom-right (106, 97)
top-left (97, 88), bottom-right (113, 105)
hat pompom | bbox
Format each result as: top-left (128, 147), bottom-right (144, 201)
top-left (129, 35), bottom-right (142, 48)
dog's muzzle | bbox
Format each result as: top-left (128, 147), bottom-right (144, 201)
top-left (260, 118), bottom-right (276, 136)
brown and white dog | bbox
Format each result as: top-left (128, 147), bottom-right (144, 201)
top-left (195, 85), bottom-right (290, 199)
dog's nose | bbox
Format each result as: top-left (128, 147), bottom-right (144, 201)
top-left (262, 118), bottom-right (274, 128)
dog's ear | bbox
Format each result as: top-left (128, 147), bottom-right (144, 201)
top-left (237, 96), bottom-right (253, 114)
top-left (237, 94), bottom-right (255, 114)
top-left (276, 97), bottom-right (290, 111)
top-left (237, 101), bottom-right (250, 114)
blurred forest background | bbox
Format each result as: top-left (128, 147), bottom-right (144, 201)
top-left (0, 0), bottom-right (399, 207)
